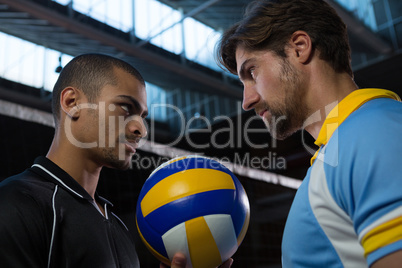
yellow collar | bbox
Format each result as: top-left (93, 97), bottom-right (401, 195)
top-left (310, 88), bottom-right (400, 165)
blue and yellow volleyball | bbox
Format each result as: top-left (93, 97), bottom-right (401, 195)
top-left (136, 155), bottom-right (250, 268)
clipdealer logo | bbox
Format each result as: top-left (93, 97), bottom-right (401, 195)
top-left (130, 151), bottom-right (287, 171)
top-left (61, 100), bottom-right (339, 167)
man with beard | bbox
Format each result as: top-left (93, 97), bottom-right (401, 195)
top-left (217, 0), bottom-right (402, 267)
top-left (0, 54), bottom-right (194, 268)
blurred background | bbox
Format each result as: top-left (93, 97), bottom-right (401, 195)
top-left (0, 0), bottom-right (401, 267)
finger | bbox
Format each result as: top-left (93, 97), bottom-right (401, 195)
top-left (219, 258), bottom-right (234, 268)
top-left (170, 253), bottom-right (186, 268)
top-left (160, 263), bottom-right (169, 268)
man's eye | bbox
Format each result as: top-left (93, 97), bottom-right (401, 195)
top-left (120, 104), bottom-right (130, 112)
top-left (249, 68), bottom-right (255, 78)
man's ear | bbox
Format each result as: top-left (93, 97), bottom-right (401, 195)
top-left (60, 87), bottom-right (82, 119)
top-left (289, 30), bottom-right (313, 64)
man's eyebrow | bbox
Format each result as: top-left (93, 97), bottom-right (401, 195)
top-left (238, 58), bottom-right (253, 81)
top-left (116, 95), bottom-right (148, 117)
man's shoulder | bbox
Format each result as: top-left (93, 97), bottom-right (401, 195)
top-left (0, 169), bottom-right (55, 203)
top-left (350, 96), bottom-right (401, 121)
top-left (339, 97), bottom-right (402, 139)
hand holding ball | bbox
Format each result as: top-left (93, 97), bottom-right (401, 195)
top-left (136, 156), bottom-right (250, 268)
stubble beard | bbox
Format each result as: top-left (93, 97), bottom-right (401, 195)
top-left (81, 106), bottom-right (133, 170)
top-left (101, 134), bottom-right (134, 170)
top-left (264, 58), bottom-right (308, 140)
top-left (101, 146), bottom-right (132, 170)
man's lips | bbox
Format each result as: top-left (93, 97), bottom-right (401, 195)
top-left (125, 144), bottom-right (136, 154)
top-left (125, 141), bottom-right (138, 154)
top-left (258, 109), bottom-right (268, 118)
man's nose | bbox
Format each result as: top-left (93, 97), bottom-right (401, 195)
top-left (242, 84), bottom-right (260, 111)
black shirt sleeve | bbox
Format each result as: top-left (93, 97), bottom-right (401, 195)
top-left (0, 177), bottom-right (52, 267)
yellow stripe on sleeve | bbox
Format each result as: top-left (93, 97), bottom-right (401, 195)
top-left (361, 216), bottom-right (402, 257)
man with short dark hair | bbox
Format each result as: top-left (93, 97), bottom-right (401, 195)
top-left (217, 0), bottom-right (402, 267)
top-left (0, 53), bottom-right (188, 268)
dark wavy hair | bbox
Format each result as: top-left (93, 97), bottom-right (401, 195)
top-left (52, 53), bottom-right (145, 125)
top-left (216, 0), bottom-right (352, 76)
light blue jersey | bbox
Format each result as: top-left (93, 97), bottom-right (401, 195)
top-left (282, 89), bottom-right (402, 267)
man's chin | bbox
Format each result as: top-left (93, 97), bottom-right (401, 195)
top-left (106, 157), bottom-right (132, 170)
top-left (266, 122), bottom-right (297, 141)
top-left (270, 131), bottom-right (292, 141)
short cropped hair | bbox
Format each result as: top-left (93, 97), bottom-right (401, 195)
top-left (216, 0), bottom-right (352, 76)
top-left (51, 53), bottom-right (145, 125)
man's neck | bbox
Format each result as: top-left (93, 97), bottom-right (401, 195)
top-left (47, 137), bottom-right (102, 199)
top-left (304, 71), bottom-right (358, 140)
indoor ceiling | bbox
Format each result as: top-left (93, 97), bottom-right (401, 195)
top-left (158, 0), bottom-right (402, 94)
top-left (1, 0), bottom-right (401, 172)
top-left (1, 0), bottom-right (401, 102)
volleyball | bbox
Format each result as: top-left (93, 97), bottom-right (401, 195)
top-left (136, 155), bottom-right (250, 268)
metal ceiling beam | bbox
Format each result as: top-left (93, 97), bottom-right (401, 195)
top-left (137, 0), bottom-right (223, 47)
top-left (0, 86), bottom-right (51, 112)
top-left (0, 0), bottom-right (241, 99)
top-left (0, 24), bottom-right (59, 31)
top-left (325, 0), bottom-right (392, 54)
top-left (0, 18), bottom-right (48, 24)
top-left (0, 11), bottom-right (30, 17)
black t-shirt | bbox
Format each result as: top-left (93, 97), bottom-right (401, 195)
top-left (0, 156), bottom-right (140, 268)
